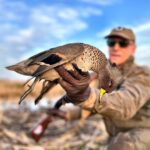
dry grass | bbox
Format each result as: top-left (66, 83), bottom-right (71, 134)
top-left (0, 78), bottom-right (109, 150)
top-left (0, 109), bottom-right (108, 150)
top-left (0, 79), bottom-right (65, 102)
top-left (0, 77), bottom-right (99, 102)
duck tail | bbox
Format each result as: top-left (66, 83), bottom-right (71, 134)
top-left (5, 59), bottom-right (35, 75)
top-left (6, 64), bottom-right (19, 71)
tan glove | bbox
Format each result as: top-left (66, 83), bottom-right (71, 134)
top-left (55, 64), bottom-right (91, 104)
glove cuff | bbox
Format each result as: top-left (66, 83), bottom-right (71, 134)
top-left (78, 88), bottom-right (98, 111)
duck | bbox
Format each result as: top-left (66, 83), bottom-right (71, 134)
top-left (6, 43), bottom-right (122, 105)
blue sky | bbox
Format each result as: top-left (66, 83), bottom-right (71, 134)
top-left (1, 0), bottom-right (150, 80)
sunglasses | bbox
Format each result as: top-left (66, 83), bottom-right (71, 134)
top-left (107, 39), bottom-right (130, 48)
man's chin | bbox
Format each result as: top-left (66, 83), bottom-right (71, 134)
top-left (110, 58), bottom-right (121, 65)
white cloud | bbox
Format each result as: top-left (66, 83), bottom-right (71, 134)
top-left (0, 2), bottom-right (102, 53)
top-left (80, 0), bottom-right (120, 5)
top-left (134, 22), bottom-right (150, 33)
top-left (0, 0), bottom-right (27, 21)
top-left (77, 7), bottom-right (102, 17)
top-left (0, 1), bottom-right (103, 79)
top-left (133, 22), bottom-right (150, 45)
top-left (97, 28), bottom-right (112, 38)
top-left (128, 22), bottom-right (150, 66)
top-left (29, 5), bottom-right (102, 39)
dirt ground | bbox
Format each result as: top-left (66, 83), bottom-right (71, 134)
top-left (0, 100), bottom-right (109, 150)
top-left (0, 79), bottom-right (109, 150)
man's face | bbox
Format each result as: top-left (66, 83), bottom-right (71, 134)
top-left (107, 37), bottom-right (136, 65)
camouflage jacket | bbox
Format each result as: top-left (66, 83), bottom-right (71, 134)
top-left (80, 57), bottom-right (150, 136)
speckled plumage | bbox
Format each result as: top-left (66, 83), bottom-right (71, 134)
top-left (6, 43), bottom-right (121, 104)
top-left (7, 43), bottom-right (107, 80)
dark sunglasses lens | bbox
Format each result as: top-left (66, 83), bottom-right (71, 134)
top-left (107, 40), bottom-right (116, 47)
top-left (119, 40), bottom-right (129, 47)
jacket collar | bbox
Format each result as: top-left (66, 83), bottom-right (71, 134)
top-left (119, 56), bottom-right (135, 76)
top-left (110, 56), bottom-right (135, 76)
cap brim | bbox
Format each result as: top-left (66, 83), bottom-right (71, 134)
top-left (105, 33), bottom-right (130, 40)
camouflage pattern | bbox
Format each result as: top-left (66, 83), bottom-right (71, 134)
top-left (80, 56), bottom-right (150, 149)
top-left (94, 57), bottom-right (150, 133)
top-left (107, 128), bottom-right (150, 150)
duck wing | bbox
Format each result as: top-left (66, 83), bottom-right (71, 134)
top-left (6, 43), bottom-right (85, 76)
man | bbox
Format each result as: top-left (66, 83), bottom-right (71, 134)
top-left (55, 27), bottom-right (150, 150)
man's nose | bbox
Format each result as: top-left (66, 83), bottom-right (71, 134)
top-left (112, 43), bottom-right (120, 51)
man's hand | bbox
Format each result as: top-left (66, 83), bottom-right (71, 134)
top-left (55, 64), bottom-right (91, 104)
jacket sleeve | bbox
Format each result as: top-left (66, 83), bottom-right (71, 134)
top-left (79, 67), bottom-right (150, 121)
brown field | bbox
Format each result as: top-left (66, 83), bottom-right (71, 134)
top-left (0, 79), bottom-right (65, 102)
top-left (0, 77), bottom-right (99, 102)
top-left (0, 78), bottom-right (108, 150)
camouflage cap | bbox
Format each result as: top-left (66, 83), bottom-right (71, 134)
top-left (105, 27), bottom-right (135, 42)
